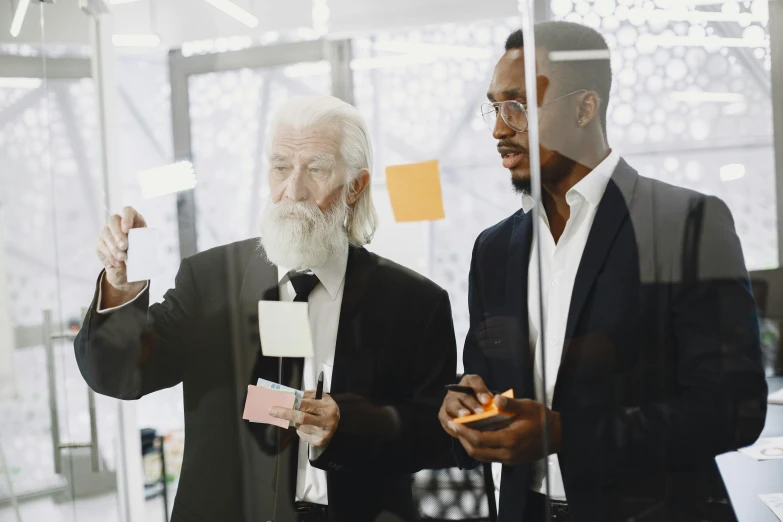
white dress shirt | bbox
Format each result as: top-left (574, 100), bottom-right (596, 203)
top-left (522, 151), bottom-right (621, 501)
top-left (278, 243), bottom-right (348, 506)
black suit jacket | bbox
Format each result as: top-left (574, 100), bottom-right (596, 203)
top-left (75, 240), bottom-right (457, 522)
top-left (456, 160), bottom-right (768, 521)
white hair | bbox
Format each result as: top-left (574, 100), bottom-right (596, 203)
top-left (267, 95), bottom-right (378, 246)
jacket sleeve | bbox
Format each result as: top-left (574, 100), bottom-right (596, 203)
top-left (310, 289), bottom-right (458, 474)
top-left (453, 235), bottom-right (492, 471)
top-left (559, 195), bottom-right (768, 487)
top-left (74, 259), bottom-right (200, 400)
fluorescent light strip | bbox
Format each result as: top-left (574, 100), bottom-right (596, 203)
top-left (644, 9), bottom-right (766, 23)
top-left (10, 0), bottom-right (31, 38)
top-left (671, 91), bottom-right (746, 103)
top-left (109, 0), bottom-right (140, 4)
top-left (642, 35), bottom-right (768, 48)
top-left (371, 41), bottom-right (493, 60)
top-left (549, 50), bottom-right (611, 62)
top-left (202, 0), bottom-right (259, 28)
top-left (0, 77), bottom-right (42, 89)
top-left (112, 34), bottom-right (161, 47)
top-left (137, 162), bottom-right (197, 199)
top-left (351, 54), bottom-right (438, 71)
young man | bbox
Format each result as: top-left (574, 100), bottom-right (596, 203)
top-left (439, 22), bottom-right (767, 522)
top-left (78, 96), bottom-right (456, 522)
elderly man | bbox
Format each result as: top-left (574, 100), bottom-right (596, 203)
top-left (76, 96), bottom-right (457, 522)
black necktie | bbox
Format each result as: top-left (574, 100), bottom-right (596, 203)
top-left (287, 271), bottom-right (320, 302)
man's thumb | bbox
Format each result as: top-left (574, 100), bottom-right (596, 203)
top-left (495, 396), bottom-right (530, 415)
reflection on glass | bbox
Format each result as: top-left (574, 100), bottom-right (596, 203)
top-left (447, 4), bottom-right (773, 521)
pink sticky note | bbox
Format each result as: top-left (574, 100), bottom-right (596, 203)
top-left (242, 385), bottom-right (296, 429)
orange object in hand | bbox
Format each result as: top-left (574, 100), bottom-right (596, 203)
top-left (453, 389), bottom-right (516, 431)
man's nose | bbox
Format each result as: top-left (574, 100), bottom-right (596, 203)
top-left (284, 169), bottom-right (310, 202)
top-left (492, 111), bottom-right (515, 141)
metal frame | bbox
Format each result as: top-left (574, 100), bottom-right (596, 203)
top-left (771, 0), bottom-right (783, 268)
top-left (167, 38), bottom-right (354, 258)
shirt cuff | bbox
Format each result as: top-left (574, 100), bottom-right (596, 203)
top-left (96, 272), bottom-right (149, 314)
top-left (309, 443), bottom-right (327, 462)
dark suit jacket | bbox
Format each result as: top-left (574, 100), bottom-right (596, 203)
top-left (456, 159), bottom-right (768, 521)
top-left (75, 240), bottom-right (457, 522)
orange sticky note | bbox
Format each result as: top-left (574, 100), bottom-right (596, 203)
top-left (242, 385), bottom-right (295, 429)
top-left (385, 160), bottom-right (445, 222)
top-left (453, 389), bottom-right (515, 430)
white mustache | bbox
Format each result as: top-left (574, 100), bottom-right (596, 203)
top-left (259, 198), bottom-right (349, 270)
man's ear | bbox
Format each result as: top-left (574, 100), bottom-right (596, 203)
top-left (346, 169), bottom-right (370, 205)
top-left (577, 90), bottom-right (601, 127)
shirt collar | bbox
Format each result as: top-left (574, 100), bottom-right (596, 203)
top-left (519, 150), bottom-right (621, 212)
top-left (277, 243), bottom-right (349, 301)
top-left (568, 150), bottom-right (621, 208)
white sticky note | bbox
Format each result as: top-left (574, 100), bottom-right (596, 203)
top-left (126, 228), bottom-right (159, 283)
top-left (258, 301), bottom-right (314, 358)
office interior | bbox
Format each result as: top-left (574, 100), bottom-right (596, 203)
top-left (0, 0), bottom-right (782, 520)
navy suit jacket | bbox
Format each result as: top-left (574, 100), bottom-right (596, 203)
top-left (456, 159), bottom-right (767, 521)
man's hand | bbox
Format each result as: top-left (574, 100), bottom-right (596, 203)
top-left (96, 206), bottom-right (148, 307)
top-left (447, 396), bottom-right (562, 466)
top-left (439, 374), bottom-right (494, 437)
top-left (269, 391), bottom-right (340, 447)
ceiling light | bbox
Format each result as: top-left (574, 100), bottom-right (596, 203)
top-left (644, 8), bottom-right (766, 23)
top-left (137, 162), bottom-right (197, 199)
top-left (351, 54), bottom-right (438, 71)
top-left (112, 34), bottom-right (161, 47)
top-left (671, 91), bottom-right (746, 103)
top-left (640, 34), bottom-right (768, 49)
top-left (0, 77), bottom-right (41, 89)
top-left (370, 41), bottom-right (493, 61)
top-left (109, 0), bottom-right (140, 3)
top-left (202, 0), bottom-right (258, 28)
top-left (720, 164), bottom-right (746, 182)
top-left (10, 0), bottom-right (31, 38)
top-left (549, 50), bottom-right (611, 62)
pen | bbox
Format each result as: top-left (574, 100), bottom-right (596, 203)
top-left (315, 370), bottom-right (324, 400)
top-left (445, 384), bottom-right (499, 398)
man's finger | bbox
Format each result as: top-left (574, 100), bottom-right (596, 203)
top-left (107, 215), bottom-right (128, 252)
top-left (99, 229), bottom-right (125, 263)
top-left (460, 374), bottom-right (493, 405)
top-left (495, 397), bottom-right (537, 417)
top-left (96, 241), bottom-right (121, 269)
top-left (120, 206), bottom-right (145, 234)
top-left (448, 421), bottom-right (509, 449)
top-left (457, 435), bottom-right (506, 463)
top-left (298, 399), bottom-right (327, 416)
top-left (446, 393), bottom-right (484, 415)
top-left (269, 407), bottom-right (325, 429)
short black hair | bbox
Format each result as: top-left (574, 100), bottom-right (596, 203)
top-left (505, 21), bottom-right (612, 138)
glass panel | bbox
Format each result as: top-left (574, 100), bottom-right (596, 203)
top-left (524, 1), bottom-right (780, 520)
top-left (0, 1), bottom-right (86, 519)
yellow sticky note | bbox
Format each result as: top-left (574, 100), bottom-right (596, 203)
top-left (385, 160), bottom-right (445, 222)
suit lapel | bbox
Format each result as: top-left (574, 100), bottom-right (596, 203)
top-left (561, 160), bottom-right (639, 361)
top-left (238, 244), bottom-right (280, 379)
top-left (506, 211), bottom-right (535, 400)
top-left (331, 246), bottom-right (376, 395)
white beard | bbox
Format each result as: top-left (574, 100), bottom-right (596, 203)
top-left (259, 197), bottom-right (350, 270)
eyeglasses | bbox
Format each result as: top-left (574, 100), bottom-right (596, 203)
top-left (480, 89), bottom-right (588, 133)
